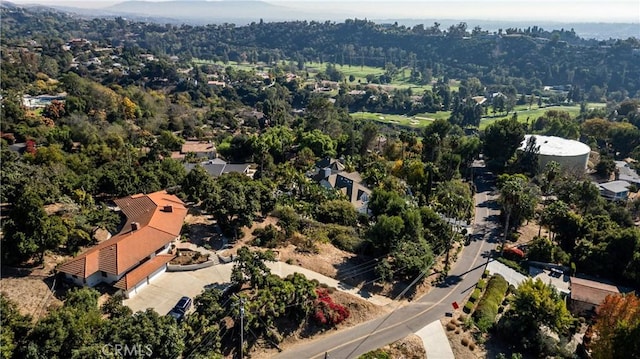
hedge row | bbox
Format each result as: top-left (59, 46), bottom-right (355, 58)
top-left (472, 274), bottom-right (508, 331)
top-left (469, 288), bottom-right (482, 302)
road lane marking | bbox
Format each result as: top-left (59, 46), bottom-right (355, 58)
top-left (306, 216), bottom-right (494, 359)
top-left (283, 179), bottom-right (499, 359)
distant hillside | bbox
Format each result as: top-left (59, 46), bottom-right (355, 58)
top-left (386, 19), bottom-right (640, 41)
top-left (5, 0), bottom-right (638, 40)
top-left (103, 0), bottom-right (321, 23)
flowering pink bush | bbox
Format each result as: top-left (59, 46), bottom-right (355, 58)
top-left (312, 288), bottom-right (350, 326)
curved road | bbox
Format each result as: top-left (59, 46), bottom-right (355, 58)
top-left (275, 162), bottom-right (500, 359)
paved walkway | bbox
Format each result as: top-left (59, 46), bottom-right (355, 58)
top-left (486, 260), bottom-right (527, 287)
top-left (415, 320), bottom-right (455, 359)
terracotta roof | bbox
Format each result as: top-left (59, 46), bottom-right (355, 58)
top-left (570, 276), bottom-right (620, 306)
top-left (114, 254), bottom-right (174, 290)
top-left (58, 191), bottom-right (187, 279)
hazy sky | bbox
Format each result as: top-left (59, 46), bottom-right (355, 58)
top-left (9, 0), bottom-right (640, 23)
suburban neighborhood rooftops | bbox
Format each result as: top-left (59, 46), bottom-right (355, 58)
top-left (520, 135), bottom-right (591, 157)
top-left (615, 160), bottom-right (640, 184)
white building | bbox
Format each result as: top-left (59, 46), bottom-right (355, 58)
top-left (519, 135), bottom-right (591, 172)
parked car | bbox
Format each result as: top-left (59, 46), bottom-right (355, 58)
top-left (167, 308), bottom-right (185, 322)
top-left (174, 296), bottom-right (192, 313)
top-left (167, 296), bottom-right (192, 322)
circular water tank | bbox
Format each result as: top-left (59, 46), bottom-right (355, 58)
top-left (519, 135), bottom-right (591, 171)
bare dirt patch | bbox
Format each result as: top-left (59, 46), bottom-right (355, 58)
top-left (371, 334), bottom-right (426, 359)
top-left (441, 315), bottom-right (486, 359)
top-left (0, 253), bottom-right (70, 319)
top-left (278, 242), bottom-right (355, 278)
top-left (515, 220), bottom-right (550, 246)
top-left (0, 275), bottom-right (62, 320)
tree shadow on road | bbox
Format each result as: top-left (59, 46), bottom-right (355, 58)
top-left (436, 274), bottom-right (463, 288)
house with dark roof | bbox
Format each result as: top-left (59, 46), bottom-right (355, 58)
top-left (184, 158), bottom-right (255, 179)
top-left (57, 191), bottom-right (187, 298)
top-left (310, 158), bottom-right (371, 213)
top-left (569, 276), bottom-right (622, 316)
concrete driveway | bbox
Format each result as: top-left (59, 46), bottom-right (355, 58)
top-left (123, 263), bottom-right (234, 315)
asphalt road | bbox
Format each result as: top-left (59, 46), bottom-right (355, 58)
top-left (275, 162), bottom-right (501, 359)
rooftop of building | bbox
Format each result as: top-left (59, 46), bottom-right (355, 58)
top-left (520, 134), bottom-right (591, 157)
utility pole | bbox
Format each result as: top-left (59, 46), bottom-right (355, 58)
top-left (239, 297), bottom-right (245, 359)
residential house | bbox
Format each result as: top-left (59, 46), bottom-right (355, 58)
top-left (615, 160), bottom-right (640, 186)
top-left (598, 180), bottom-right (631, 201)
top-left (207, 80), bottom-right (226, 88)
top-left (184, 158), bottom-right (255, 179)
top-left (57, 191), bottom-right (187, 298)
top-left (471, 96), bottom-right (487, 105)
top-left (22, 93), bottom-right (66, 109)
top-left (310, 158), bottom-right (371, 213)
top-left (569, 276), bottom-right (621, 316)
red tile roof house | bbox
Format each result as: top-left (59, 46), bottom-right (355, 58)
top-left (57, 191), bottom-right (187, 298)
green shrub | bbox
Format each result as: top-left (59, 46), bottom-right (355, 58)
top-left (252, 224), bottom-right (285, 248)
top-left (464, 300), bottom-right (474, 314)
top-left (272, 205), bottom-right (300, 235)
top-left (477, 279), bottom-right (486, 290)
top-left (324, 224), bottom-right (363, 252)
top-left (475, 314), bottom-right (494, 333)
top-left (359, 349), bottom-right (390, 359)
top-left (472, 274), bottom-right (509, 331)
top-left (470, 288), bottom-right (482, 302)
top-left (316, 199), bottom-right (358, 226)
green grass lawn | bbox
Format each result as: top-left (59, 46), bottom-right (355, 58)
top-left (478, 103), bottom-right (606, 130)
top-left (351, 111), bottom-right (443, 128)
top-left (304, 62), bottom-right (386, 82)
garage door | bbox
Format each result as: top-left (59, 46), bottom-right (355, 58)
top-left (148, 265), bottom-right (167, 283)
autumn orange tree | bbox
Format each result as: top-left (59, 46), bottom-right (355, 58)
top-left (591, 292), bottom-right (640, 359)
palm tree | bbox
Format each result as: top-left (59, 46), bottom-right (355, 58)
top-left (538, 161), bottom-right (560, 236)
top-left (499, 176), bottom-right (525, 254)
